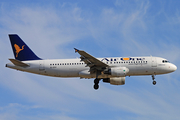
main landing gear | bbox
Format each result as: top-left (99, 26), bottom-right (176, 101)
top-left (152, 74), bottom-right (156, 85)
top-left (94, 78), bottom-right (101, 90)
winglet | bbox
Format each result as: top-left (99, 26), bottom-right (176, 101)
top-left (74, 48), bottom-right (79, 53)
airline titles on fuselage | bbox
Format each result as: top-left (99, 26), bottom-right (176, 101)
top-left (49, 57), bottom-right (148, 69)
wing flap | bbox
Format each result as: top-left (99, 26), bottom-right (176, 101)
top-left (9, 59), bottom-right (29, 67)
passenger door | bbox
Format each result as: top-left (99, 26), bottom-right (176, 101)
top-left (151, 57), bottom-right (157, 67)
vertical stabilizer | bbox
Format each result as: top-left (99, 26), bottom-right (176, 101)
top-left (9, 34), bottom-right (41, 61)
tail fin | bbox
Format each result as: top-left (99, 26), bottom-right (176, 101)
top-left (9, 34), bottom-right (41, 61)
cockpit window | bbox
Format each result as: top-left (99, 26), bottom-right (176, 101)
top-left (162, 60), bottom-right (169, 63)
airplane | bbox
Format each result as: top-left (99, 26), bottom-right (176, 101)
top-left (6, 34), bottom-right (177, 90)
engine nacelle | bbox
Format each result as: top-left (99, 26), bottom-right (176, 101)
top-left (104, 67), bottom-right (129, 77)
top-left (103, 77), bottom-right (125, 85)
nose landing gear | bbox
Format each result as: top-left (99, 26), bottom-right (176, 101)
top-left (152, 74), bottom-right (156, 85)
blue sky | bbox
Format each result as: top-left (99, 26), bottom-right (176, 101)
top-left (0, 0), bottom-right (180, 120)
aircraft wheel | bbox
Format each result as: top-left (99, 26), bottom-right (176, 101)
top-left (94, 84), bottom-right (99, 90)
top-left (93, 78), bottom-right (100, 90)
top-left (153, 81), bottom-right (156, 85)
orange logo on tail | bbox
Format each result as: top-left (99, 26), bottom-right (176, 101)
top-left (14, 44), bottom-right (25, 57)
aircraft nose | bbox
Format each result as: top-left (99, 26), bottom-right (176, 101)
top-left (170, 64), bottom-right (177, 72)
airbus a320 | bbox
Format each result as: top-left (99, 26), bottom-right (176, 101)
top-left (6, 34), bottom-right (177, 90)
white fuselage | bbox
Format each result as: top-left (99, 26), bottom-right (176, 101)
top-left (6, 56), bottom-right (177, 78)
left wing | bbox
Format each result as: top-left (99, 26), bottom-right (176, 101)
top-left (74, 48), bottom-right (108, 72)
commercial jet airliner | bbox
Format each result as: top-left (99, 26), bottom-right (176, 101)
top-left (6, 34), bottom-right (177, 90)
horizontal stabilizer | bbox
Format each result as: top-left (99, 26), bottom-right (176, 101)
top-left (9, 59), bottom-right (29, 67)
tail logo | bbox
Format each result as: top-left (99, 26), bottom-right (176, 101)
top-left (14, 44), bottom-right (25, 57)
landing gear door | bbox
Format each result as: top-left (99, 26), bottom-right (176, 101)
top-left (39, 61), bottom-right (45, 71)
top-left (151, 57), bottom-right (157, 67)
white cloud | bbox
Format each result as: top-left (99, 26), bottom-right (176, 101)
top-left (0, 103), bottom-right (79, 120)
top-left (0, 4), bottom-right (89, 59)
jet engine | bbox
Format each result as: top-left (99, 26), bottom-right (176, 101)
top-left (103, 77), bottom-right (125, 85)
top-left (104, 67), bottom-right (129, 77)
